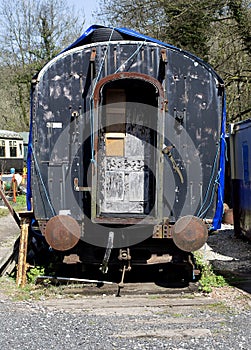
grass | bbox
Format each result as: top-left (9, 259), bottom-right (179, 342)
top-left (0, 275), bottom-right (65, 301)
top-left (11, 194), bottom-right (27, 212)
top-left (0, 194), bottom-right (27, 216)
top-left (170, 313), bottom-right (184, 318)
top-left (204, 302), bottom-right (230, 312)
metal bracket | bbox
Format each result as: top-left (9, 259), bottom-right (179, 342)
top-left (116, 248), bottom-right (131, 297)
top-left (90, 48), bottom-right (96, 62)
top-left (160, 49), bottom-right (167, 63)
top-left (158, 49), bottom-right (168, 83)
top-left (100, 231), bottom-right (114, 274)
top-left (73, 178), bottom-right (91, 192)
top-left (152, 218), bottom-right (173, 239)
top-left (162, 145), bottom-right (184, 184)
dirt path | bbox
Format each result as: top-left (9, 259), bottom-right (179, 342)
top-left (0, 213), bottom-right (19, 244)
top-left (0, 213), bottom-right (20, 273)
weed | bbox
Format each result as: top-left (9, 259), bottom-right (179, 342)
top-left (27, 266), bottom-right (45, 284)
top-left (194, 252), bottom-right (228, 293)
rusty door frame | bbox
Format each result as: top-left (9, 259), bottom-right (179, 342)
top-left (91, 72), bottom-right (165, 224)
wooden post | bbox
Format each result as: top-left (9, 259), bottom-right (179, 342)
top-left (12, 175), bottom-right (17, 203)
top-left (16, 213), bottom-right (31, 288)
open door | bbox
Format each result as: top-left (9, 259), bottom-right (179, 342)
top-left (92, 73), bottom-right (164, 222)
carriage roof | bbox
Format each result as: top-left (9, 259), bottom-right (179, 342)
top-left (0, 130), bottom-right (23, 140)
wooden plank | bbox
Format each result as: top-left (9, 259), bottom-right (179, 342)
top-left (106, 138), bottom-right (124, 157)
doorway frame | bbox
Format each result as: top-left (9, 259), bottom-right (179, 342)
top-left (91, 72), bottom-right (165, 225)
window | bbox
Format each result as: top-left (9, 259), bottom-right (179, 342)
top-left (19, 143), bottom-right (23, 156)
top-left (0, 140), bottom-right (5, 157)
top-left (9, 140), bottom-right (17, 157)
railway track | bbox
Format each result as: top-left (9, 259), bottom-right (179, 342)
top-left (0, 212), bottom-right (251, 296)
top-left (0, 279), bottom-right (250, 350)
top-left (0, 213), bottom-right (251, 349)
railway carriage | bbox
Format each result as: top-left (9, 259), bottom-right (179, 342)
top-left (230, 119), bottom-right (251, 241)
top-left (0, 130), bottom-right (24, 174)
top-left (27, 25), bottom-right (226, 282)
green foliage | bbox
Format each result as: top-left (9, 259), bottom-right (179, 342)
top-left (161, 0), bottom-right (226, 60)
top-left (0, 194), bottom-right (26, 217)
top-left (195, 252), bottom-right (228, 293)
top-left (199, 265), bottom-right (227, 293)
top-left (12, 194), bottom-right (27, 212)
top-left (0, 0), bottom-right (250, 130)
top-left (98, 0), bottom-right (251, 124)
top-left (229, 0), bottom-right (251, 54)
top-left (98, 0), bottom-right (226, 60)
top-left (27, 266), bottom-right (45, 284)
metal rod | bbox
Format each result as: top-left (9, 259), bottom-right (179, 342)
top-left (35, 276), bottom-right (115, 285)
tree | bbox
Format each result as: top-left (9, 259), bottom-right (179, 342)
top-left (97, 0), bottom-right (165, 40)
top-left (98, 0), bottom-right (251, 123)
top-left (229, 0), bottom-right (251, 55)
top-left (209, 1), bottom-right (251, 122)
top-left (161, 0), bottom-right (226, 60)
top-left (98, 0), bottom-right (226, 60)
top-left (0, 0), bottom-right (85, 130)
top-left (0, 66), bottom-right (21, 131)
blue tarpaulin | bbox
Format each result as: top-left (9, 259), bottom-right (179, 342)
top-left (61, 25), bottom-right (222, 83)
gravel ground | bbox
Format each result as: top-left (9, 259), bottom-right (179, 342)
top-left (201, 224), bottom-right (251, 294)
top-left (0, 294), bottom-right (250, 350)
top-left (202, 224), bottom-right (251, 273)
top-left (0, 221), bottom-right (250, 350)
